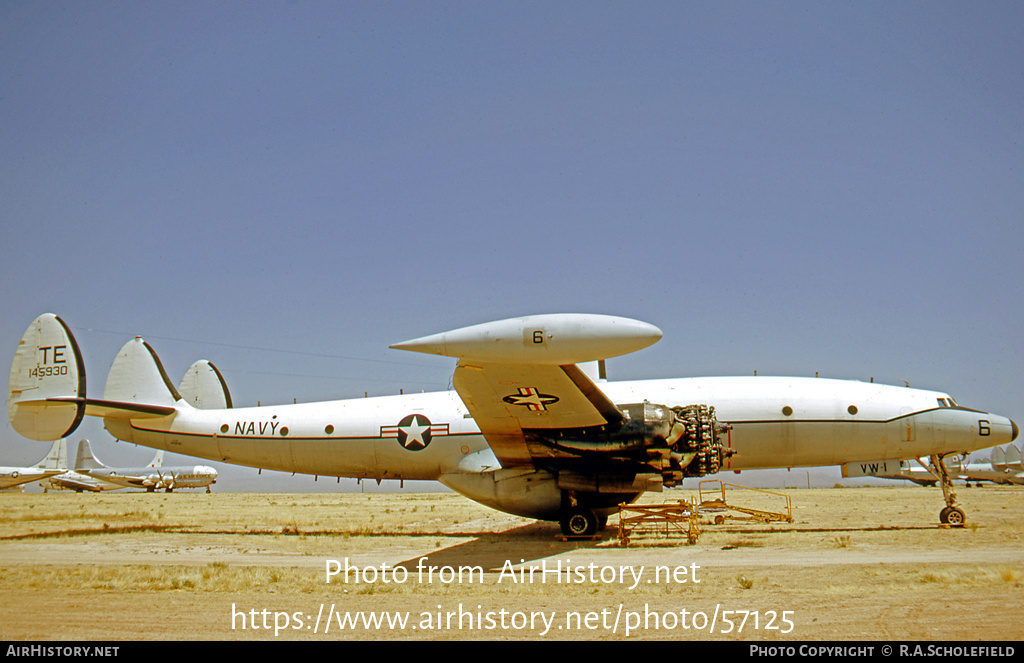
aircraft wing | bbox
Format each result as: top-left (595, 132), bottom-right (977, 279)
top-left (392, 314), bottom-right (661, 468)
top-left (453, 362), bottom-right (623, 466)
top-left (96, 474), bottom-right (147, 488)
top-left (0, 469), bottom-right (63, 490)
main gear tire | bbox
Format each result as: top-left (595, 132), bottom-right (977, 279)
top-left (561, 507), bottom-right (599, 537)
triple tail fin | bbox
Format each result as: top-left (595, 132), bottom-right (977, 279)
top-left (8, 314), bottom-right (180, 442)
top-left (178, 360), bottom-right (233, 409)
top-left (8, 314), bottom-right (86, 440)
top-left (103, 337), bottom-right (181, 408)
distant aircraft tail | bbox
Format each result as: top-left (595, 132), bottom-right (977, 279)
top-left (147, 450), bottom-right (165, 468)
top-left (991, 446), bottom-right (1006, 471)
top-left (8, 314), bottom-right (182, 442)
top-left (1004, 444), bottom-right (1022, 471)
top-left (74, 439), bottom-right (105, 470)
top-left (32, 438), bottom-right (68, 471)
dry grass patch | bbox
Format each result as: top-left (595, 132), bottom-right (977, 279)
top-left (0, 563), bottom-right (321, 593)
top-left (917, 565), bottom-right (1024, 587)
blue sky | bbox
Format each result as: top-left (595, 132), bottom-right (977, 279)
top-left (2, 2), bottom-right (1021, 488)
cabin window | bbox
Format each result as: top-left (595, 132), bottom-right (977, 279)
top-left (848, 405), bottom-right (858, 415)
top-left (782, 406), bottom-right (793, 416)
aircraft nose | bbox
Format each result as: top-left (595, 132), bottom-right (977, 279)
top-left (1012, 419), bottom-right (1019, 442)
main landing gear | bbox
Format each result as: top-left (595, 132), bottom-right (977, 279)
top-left (929, 454), bottom-right (966, 526)
top-left (561, 506), bottom-right (599, 537)
top-left (558, 493), bottom-right (610, 538)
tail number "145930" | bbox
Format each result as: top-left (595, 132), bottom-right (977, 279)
top-left (29, 345), bottom-right (69, 378)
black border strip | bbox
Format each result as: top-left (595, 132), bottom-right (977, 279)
top-left (560, 364), bottom-right (624, 426)
top-left (53, 315), bottom-right (87, 437)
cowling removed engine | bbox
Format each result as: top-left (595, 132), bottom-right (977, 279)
top-left (527, 402), bottom-right (731, 491)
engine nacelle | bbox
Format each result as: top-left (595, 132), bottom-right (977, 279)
top-left (529, 402), bottom-right (729, 489)
top-left (439, 465), bottom-right (563, 521)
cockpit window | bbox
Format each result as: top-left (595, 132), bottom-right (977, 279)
top-left (936, 397), bottom-right (959, 408)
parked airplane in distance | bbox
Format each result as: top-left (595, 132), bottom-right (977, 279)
top-left (74, 439), bottom-right (218, 492)
top-left (0, 439), bottom-right (66, 491)
top-left (844, 444), bottom-right (1024, 487)
top-left (8, 313), bottom-right (1019, 532)
top-left (960, 444), bottom-right (1024, 486)
top-left (29, 438), bottom-right (113, 492)
top-left (841, 456), bottom-right (956, 487)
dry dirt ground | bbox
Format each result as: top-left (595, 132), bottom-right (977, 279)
top-left (0, 485), bottom-right (1022, 641)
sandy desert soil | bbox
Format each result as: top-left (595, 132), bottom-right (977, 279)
top-left (1, 485), bottom-right (1022, 641)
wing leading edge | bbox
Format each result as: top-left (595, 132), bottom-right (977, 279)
top-left (454, 361), bottom-right (624, 466)
top-left (391, 314), bottom-right (661, 468)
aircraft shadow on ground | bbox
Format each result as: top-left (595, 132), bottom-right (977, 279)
top-left (395, 522), bottom-right (610, 572)
top-left (390, 519), bottom-right (947, 569)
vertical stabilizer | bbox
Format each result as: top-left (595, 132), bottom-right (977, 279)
top-left (33, 439), bottom-right (68, 471)
top-left (8, 314), bottom-right (87, 440)
top-left (147, 450), bottom-right (165, 468)
top-left (103, 338), bottom-right (181, 407)
top-left (991, 446), bottom-right (1006, 471)
top-left (1004, 445), bottom-right (1022, 471)
top-left (74, 439), bottom-right (105, 470)
top-left (178, 360), bottom-right (232, 409)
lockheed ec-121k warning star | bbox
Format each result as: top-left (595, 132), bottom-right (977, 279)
top-left (7, 313), bottom-right (1018, 533)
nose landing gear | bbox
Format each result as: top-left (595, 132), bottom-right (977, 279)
top-left (929, 454), bottom-right (966, 527)
top-left (939, 505), bottom-right (966, 526)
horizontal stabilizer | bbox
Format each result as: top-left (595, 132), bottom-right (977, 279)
top-left (8, 314), bottom-right (87, 440)
top-left (14, 397), bottom-right (176, 420)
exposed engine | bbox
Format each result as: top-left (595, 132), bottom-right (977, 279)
top-left (527, 402), bottom-right (731, 491)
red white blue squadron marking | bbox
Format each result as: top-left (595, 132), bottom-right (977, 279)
top-left (381, 414), bottom-right (448, 451)
top-left (502, 388), bottom-right (560, 412)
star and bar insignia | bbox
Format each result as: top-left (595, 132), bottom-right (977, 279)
top-left (502, 387), bottom-right (560, 412)
top-left (381, 414), bottom-right (449, 451)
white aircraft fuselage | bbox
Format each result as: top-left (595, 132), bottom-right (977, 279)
top-left (959, 463), bottom-right (1024, 486)
top-left (103, 376), bottom-right (1001, 481)
top-left (8, 313), bottom-right (1018, 530)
